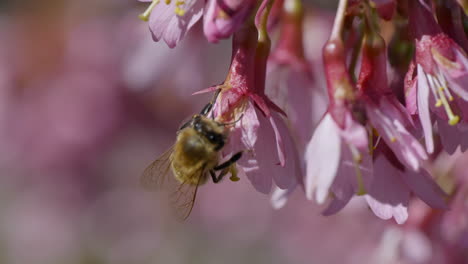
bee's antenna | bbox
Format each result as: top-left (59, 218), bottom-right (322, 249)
top-left (219, 114), bottom-right (244, 126)
top-left (200, 89), bottom-right (221, 118)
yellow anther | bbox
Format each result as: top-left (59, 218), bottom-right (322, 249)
top-left (428, 74), bottom-right (460, 125)
top-left (165, 0), bottom-right (171, 4)
top-left (390, 137), bottom-right (397, 143)
top-left (174, 7), bottom-right (186, 16)
top-left (138, 0), bottom-right (160, 21)
top-left (174, 0), bottom-right (186, 16)
top-left (449, 115), bottom-right (460, 126)
top-left (436, 84), bottom-right (460, 126)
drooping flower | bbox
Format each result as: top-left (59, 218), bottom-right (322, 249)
top-left (305, 37), bottom-right (369, 204)
top-left (203, 0), bottom-right (255, 43)
top-left (358, 32), bottom-right (428, 172)
top-left (306, 13), bottom-right (447, 222)
top-left (266, 0), bottom-right (327, 147)
top-left (138, 0), bottom-right (204, 48)
top-left (406, 0), bottom-right (468, 154)
top-left (196, 3), bottom-right (300, 194)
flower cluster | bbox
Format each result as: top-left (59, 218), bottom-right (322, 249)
top-left (139, 0), bottom-right (468, 232)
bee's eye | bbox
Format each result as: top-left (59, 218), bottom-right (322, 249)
top-left (194, 122), bottom-right (202, 130)
top-left (206, 132), bottom-right (221, 144)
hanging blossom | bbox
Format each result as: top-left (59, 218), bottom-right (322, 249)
top-left (138, 0), bottom-right (204, 48)
top-left (266, 0), bottom-right (324, 147)
top-left (405, 0), bottom-right (468, 154)
top-left (203, 0), bottom-right (256, 42)
top-left (268, 0), bottom-right (329, 208)
top-left (196, 0), bottom-right (300, 194)
top-left (303, 1), bottom-right (447, 223)
top-left (304, 0), bottom-right (369, 205)
top-left (138, 0), bottom-right (256, 47)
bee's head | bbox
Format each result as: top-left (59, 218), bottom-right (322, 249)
top-left (192, 115), bottom-right (226, 151)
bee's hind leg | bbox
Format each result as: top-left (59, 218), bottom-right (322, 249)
top-left (210, 151), bottom-right (243, 183)
top-left (210, 169), bottom-right (229, 183)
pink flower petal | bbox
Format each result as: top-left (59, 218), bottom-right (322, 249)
top-left (203, 0), bottom-right (253, 42)
top-left (405, 62), bottom-right (418, 115)
top-left (148, 0), bottom-right (203, 48)
top-left (400, 169), bottom-right (448, 209)
top-left (240, 102), bottom-right (260, 149)
top-left (232, 104), bottom-right (296, 193)
top-left (365, 156), bottom-right (410, 224)
top-left (322, 146), bottom-right (372, 215)
top-left (340, 112), bottom-right (368, 150)
top-left (438, 119), bottom-right (463, 154)
top-left (305, 113), bottom-right (341, 203)
top-left (270, 181), bottom-right (297, 209)
top-left (440, 49), bottom-right (468, 100)
top-left (268, 114), bottom-right (286, 167)
top-left (366, 99), bottom-right (427, 171)
top-left (416, 64), bottom-right (434, 153)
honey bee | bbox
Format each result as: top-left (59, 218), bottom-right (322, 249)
top-left (141, 99), bottom-right (243, 220)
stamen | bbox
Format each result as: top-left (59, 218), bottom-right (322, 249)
top-left (437, 71), bottom-right (454, 101)
top-left (430, 74), bottom-right (460, 126)
top-left (138, 0), bottom-right (160, 21)
top-left (174, 0), bottom-right (186, 16)
top-left (373, 136), bottom-right (381, 150)
top-left (374, 109), bottom-right (397, 143)
top-left (349, 145), bottom-right (366, 195)
top-left (427, 74), bottom-right (442, 107)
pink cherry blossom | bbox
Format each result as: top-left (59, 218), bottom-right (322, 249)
top-left (203, 0), bottom-right (255, 43)
top-left (358, 33), bottom-right (428, 171)
top-left (139, 0), bottom-right (204, 48)
top-left (406, 0), bottom-right (468, 154)
top-left (196, 11), bottom-right (299, 193)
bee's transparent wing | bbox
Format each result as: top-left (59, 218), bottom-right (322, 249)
top-left (141, 147), bottom-right (204, 220)
top-left (169, 174), bottom-right (202, 220)
top-left (141, 147), bottom-right (174, 191)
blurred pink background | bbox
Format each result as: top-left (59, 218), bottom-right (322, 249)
top-left (0, 0), bottom-right (466, 263)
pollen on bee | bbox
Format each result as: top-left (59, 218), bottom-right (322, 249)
top-left (229, 165), bottom-right (240, 182)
